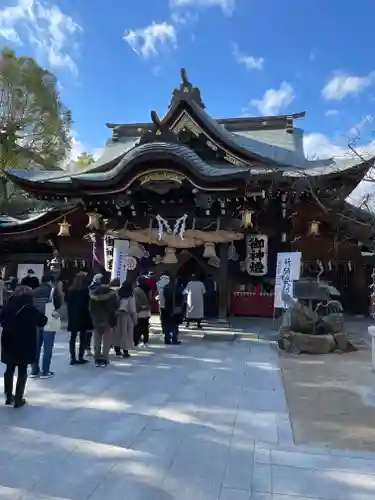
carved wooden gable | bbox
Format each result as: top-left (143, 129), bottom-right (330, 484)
top-left (170, 111), bottom-right (249, 167)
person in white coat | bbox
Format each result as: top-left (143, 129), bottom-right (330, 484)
top-left (184, 274), bottom-right (206, 329)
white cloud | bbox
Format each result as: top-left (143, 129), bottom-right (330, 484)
top-left (303, 132), bottom-right (375, 163)
top-left (125, 0), bottom-right (231, 63)
top-left (325, 109), bottom-right (338, 117)
top-left (232, 43), bottom-right (264, 71)
top-left (322, 71), bottom-right (375, 101)
top-left (61, 131), bottom-right (102, 171)
top-left (251, 82), bottom-right (295, 116)
top-left (0, 0), bottom-right (82, 73)
top-left (124, 22), bottom-right (177, 59)
top-left (303, 133), bottom-right (346, 159)
top-left (170, 0), bottom-right (236, 16)
top-left (303, 132), bottom-right (375, 207)
top-left (170, 10), bottom-right (198, 26)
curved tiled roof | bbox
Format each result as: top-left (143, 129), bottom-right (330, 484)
top-left (74, 141), bottom-right (250, 183)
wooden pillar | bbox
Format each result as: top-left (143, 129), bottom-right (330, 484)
top-left (218, 242), bottom-right (229, 323)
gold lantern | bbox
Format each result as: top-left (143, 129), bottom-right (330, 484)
top-left (203, 242), bottom-right (217, 259)
top-left (241, 210), bottom-right (253, 228)
top-left (162, 247), bottom-right (178, 264)
top-left (309, 220), bottom-right (320, 236)
top-left (57, 218), bottom-right (71, 237)
top-left (86, 212), bottom-right (101, 230)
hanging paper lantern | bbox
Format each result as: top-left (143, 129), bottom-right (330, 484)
top-left (57, 219), bottom-right (70, 237)
top-left (153, 255), bottom-right (163, 264)
top-left (228, 242), bottom-right (238, 261)
top-left (162, 247), bottom-right (178, 264)
top-left (128, 241), bottom-right (145, 259)
top-left (124, 256), bottom-right (137, 271)
top-left (203, 242), bottom-right (216, 259)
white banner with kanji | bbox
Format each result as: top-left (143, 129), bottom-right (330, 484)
top-left (274, 252), bottom-right (302, 309)
top-left (104, 235), bottom-right (114, 272)
top-left (111, 239), bottom-right (130, 284)
top-left (246, 234), bottom-right (268, 276)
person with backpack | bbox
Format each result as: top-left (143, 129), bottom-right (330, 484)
top-left (112, 281), bottom-right (137, 358)
top-left (1, 285), bottom-right (47, 408)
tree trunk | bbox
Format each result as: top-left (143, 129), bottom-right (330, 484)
top-left (0, 176), bottom-right (8, 211)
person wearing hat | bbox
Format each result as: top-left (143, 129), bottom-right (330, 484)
top-left (21, 269), bottom-right (39, 290)
top-left (88, 273), bottom-right (118, 367)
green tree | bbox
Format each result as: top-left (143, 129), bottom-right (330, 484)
top-left (76, 151), bottom-right (96, 170)
top-left (0, 47), bottom-right (72, 211)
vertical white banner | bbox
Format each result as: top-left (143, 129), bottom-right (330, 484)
top-left (274, 252), bottom-right (302, 309)
top-left (110, 240), bottom-right (130, 283)
top-left (104, 236), bottom-right (114, 272)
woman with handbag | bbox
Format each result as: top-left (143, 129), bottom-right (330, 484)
top-left (1, 285), bottom-right (47, 408)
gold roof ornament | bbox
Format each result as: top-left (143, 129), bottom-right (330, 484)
top-left (309, 220), bottom-right (320, 236)
top-left (86, 212), bottom-right (101, 230)
top-left (57, 218), bottom-right (71, 237)
top-left (241, 210), bottom-right (253, 229)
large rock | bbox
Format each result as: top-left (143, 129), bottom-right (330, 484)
top-left (288, 331), bottom-right (336, 354)
top-left (290, 305), bottom-right (319, 334)
top-left (333, 332), bottom-right (357, 352)
top-left (278, 330), bottom-right (357, 354)
top-left (322, 313), bottom-right (344, 333)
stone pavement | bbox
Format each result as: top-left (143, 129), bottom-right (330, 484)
top-left (1, 328), bottom-right (375, 499)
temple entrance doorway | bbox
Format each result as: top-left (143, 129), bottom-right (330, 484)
top-left (177, 256), bottom-right (206, 288)
top-left (176, 256), bottom-right (218, 319)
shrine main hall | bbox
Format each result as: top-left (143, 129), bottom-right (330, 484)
top-left (1, 69), bottom-right (374, 318)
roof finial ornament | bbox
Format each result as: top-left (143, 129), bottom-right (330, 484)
top-left (167, 67), bottom-right (205, 109)
top-left (181, 68), bottom-right (191, 88)
top-left (139, 109), bottom-right (179, 144)
top-left (151, 110), bottom-right (161, 128)
top-left (151, 110), bottom-right (162, 135)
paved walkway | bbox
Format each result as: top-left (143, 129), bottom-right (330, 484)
top-left (1, 330), bottom-right (375, 499)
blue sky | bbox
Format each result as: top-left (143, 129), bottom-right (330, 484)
top-left (1, 0), bottom-right (375, 163)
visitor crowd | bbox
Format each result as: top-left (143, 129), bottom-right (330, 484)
top-left (0, 269), bottom-right (207, 409)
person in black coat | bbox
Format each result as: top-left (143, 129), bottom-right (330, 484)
top-left (0, 285), bottom-right (47, 408)
top-left (163, 278), bottom-right (184, 345)
top-left (66, 272), bottom-right (93, 365)
top-left (21, 269), bottom-right (40, 290)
